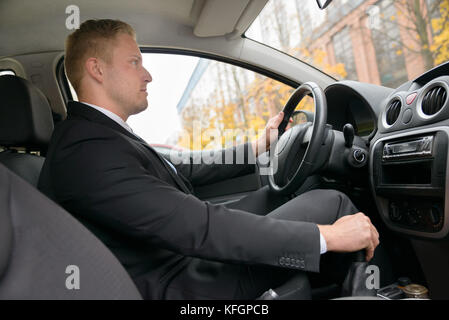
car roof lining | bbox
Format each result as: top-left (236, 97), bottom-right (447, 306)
top-left (0, 0), bottom-right (268, 58)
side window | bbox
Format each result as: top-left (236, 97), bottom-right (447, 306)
top-left (56, 59), bottom-right (78, 103)
top-left (0, 70), bottom-right (15, 76)
top-left (128, 53), bottom-right (312, 151)
top-left (0, 70), bottom-right (16, 151)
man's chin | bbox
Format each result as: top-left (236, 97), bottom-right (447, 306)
top-left (132, 102), bottom-right (148, 115)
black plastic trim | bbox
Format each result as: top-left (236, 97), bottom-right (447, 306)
top-left (55, 58), bottom-right (73, 104)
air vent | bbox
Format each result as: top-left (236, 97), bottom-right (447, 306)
top-left (422, 86), bottom-right (447, 116)
top-left (385, 99), bottom-right (402, 125)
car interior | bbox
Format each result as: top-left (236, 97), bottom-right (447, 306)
top-left (1, 0), bottom-right (449, 300)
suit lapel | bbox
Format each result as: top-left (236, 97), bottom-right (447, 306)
top-left (130, 135), bottom-right (193, 194)
top-left (67, 101), bottom-right (192, 194)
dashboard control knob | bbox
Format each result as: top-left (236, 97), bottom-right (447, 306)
top-left (398, 277), bottom-right (412, 287)
top-left (389, 202), bottom-right (402, 221)
top-left (430, 206), bottom-right (442, 226)
top-left (403, 284), bottom-right (429, 299)
top-left (407, 209), bottom-right (419, 225)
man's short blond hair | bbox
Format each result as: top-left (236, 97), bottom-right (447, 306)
top-left (65, 19), bottom-right (136, 95)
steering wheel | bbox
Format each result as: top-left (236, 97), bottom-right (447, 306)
top-left (268, 82), bottom-right (328, 195)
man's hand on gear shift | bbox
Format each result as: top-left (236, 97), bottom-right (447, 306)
top-left (317, 212), bottom-right (380, 261)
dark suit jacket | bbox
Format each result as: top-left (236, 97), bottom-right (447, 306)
top-left (38, 101), bottom-right (320, 299)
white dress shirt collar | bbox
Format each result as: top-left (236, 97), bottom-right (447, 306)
top-left (81, 101), bottom-right (134, 134)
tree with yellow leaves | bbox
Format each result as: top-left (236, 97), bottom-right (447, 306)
top-left (374, 0), bottom-right (448, 70)
top-left (431, 0), bottom-right (449, 65)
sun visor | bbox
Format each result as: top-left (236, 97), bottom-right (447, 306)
top-left (194, 0), bottom-right (267, 37)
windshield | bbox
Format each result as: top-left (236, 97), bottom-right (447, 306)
top-left (246, 0), bottom-right (449, 88)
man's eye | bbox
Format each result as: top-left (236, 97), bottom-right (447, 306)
top-left (132, 60), bottom-right (138, 65)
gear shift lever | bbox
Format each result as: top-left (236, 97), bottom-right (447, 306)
top-left (343, 124), bottom-right (355, 148)
top-left (341, 250), bottom-right (377, 297)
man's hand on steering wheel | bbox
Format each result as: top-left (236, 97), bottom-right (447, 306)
top-left (267, 82), bottom-right (328, 195)
top-left (251, 111), bottom-right (293, 157)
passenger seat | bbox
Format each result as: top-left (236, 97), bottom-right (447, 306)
top-left (0, 75), bottom-right (54, 186)
top-left (0, 162), bottom-right (142, 299)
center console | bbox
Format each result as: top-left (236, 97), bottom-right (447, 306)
top-left (370, 127), bottom-right (449, 239)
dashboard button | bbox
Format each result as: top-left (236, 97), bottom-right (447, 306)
top-left (406, 92), bottom-right (418, 105)
top-left (402, 108), bottom-right (413, 124)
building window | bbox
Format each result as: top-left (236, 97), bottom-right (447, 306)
top-left (332, 26), bottom-right (358, 80)
top-left (371, 0), bottom-right (408, 88)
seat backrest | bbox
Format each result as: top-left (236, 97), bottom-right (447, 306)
top-left (0, 75), bottom-right (54, 186)
top-left (0, 163), bottom-right (142, 299)
top-left (0, 151), bottom-right (44, 186)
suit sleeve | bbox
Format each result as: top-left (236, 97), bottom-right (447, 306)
top-left (49, 133), bottom-right (321, 273)
top-left (172, 143), bottom-right (258, 186)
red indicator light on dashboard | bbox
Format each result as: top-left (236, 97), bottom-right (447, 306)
top-left (406, 92), bottom-right (418, 105)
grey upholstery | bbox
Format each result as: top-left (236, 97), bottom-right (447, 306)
top-left (0, 163), bottom-right (142, 299)
top-left (0, 75), bottom-right (54, 186)
top-left (0, 151), bottom-right (44, 186)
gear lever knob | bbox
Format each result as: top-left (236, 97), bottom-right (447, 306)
top-left (343, 124), bottom-right (355, 148)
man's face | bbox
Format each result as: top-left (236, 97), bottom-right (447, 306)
top-left (102, 33), bottom-right (152, 118)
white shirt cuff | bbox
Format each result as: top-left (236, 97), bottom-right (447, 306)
top-left (319, 232), bottom-right (327, 254)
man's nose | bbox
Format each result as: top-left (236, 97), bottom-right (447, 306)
top-left (143, 67), bottom-right (152, 83)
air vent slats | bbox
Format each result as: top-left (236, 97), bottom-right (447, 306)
top-left (386, 99), bottom-right (401, 125)
top-left (422, 95), bottom-right (427, 112)
top-left (436, 87), bottom-right (443, 108)
top-left (422, 86), bottom-right (447, 116)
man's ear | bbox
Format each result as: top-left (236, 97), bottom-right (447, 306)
top-left (84, 57), bottom-right (104, 83)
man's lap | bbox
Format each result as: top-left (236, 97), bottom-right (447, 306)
top-left (164, 188), bottom-right (360, 299)
top-left (228, 186), bottom-right (359, 224)
top-left (229, 188), bottom-right (360, 298)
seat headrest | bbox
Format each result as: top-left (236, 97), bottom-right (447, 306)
top-left (0, 75), bottom-right (54, 149)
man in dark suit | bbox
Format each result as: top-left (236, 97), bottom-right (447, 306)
top-left (38, 19), bottom-right (379, 299)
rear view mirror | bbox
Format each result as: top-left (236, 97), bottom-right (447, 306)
top-left (316, 0), bottom-right (333, 9)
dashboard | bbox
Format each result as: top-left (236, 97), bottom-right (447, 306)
top-left (369, 62), bottom-right (449, 240)
top-left (322, 62), bottom-right (449, 240)
top-left (325, 80), bottom-right (391, 140)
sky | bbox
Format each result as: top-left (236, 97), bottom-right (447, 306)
top-left (127, 53), bottom-right (199, 145)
